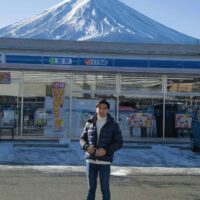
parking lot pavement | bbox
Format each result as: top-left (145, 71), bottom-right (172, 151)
top-left (0, 166), bottom-right (200, 200)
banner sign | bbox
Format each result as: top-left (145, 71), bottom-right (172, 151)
top-left (128, 113), bottom-right (152, 128)
top-left (0, 72), bottom-right (11, 84)
top-left (175, 113), bottom-right (192, 128)
top-left (5, 54), bottom-right (200, 69)
top-left (52, 82), bottom-right (65, 131)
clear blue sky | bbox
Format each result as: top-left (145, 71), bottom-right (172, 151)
top-left (0, 0), bottom-right (199, 39)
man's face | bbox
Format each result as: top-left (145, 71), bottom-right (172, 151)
top-left (96, 103), bottom-right (108, 118)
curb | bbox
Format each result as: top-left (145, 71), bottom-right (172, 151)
top-left (1, 165), bottom-right (200, 176)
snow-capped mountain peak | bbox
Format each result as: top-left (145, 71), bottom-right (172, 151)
top-left (0, 0), bottom-right (199, 44)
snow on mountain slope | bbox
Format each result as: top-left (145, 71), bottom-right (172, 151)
top-left (0, 0), bottom-right (199, 44)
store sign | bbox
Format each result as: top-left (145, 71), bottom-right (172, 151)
top-left (175, 113), bottom-right (192, 128)
top-left (0, 72), bottom-right (11, 84)
top-left (52, 82), bottom-right (65, 131)
top-left (5, 54), bottom-right (200, 69)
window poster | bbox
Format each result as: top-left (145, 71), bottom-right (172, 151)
top-left (0, 72), bottom-right (11, 84)
top-left (52, 82), bottom-right (65, 131)
top-left (80, 112), bottom-right (93, 127)
top-left (34, 109), bottom-right (46, 128)
top-left (128, 113), bottom-right (152, 128)
top-left (175, 113), bottom-right (192, 128)
top-left (2, 110), bottom-right (15, 127)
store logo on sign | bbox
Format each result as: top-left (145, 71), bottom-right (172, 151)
top-left (84, 58), bottom-right (108, 66)
top-left (49, 57), bottom-right (73, 65)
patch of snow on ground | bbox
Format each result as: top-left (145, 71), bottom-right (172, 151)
top-left (0, 141), bottom-right (199, 168)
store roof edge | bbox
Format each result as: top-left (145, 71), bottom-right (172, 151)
top-left (0, 37), bottom-right (200, 56)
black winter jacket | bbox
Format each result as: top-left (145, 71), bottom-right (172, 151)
top-left (80, 113), bottom-right (123, 163)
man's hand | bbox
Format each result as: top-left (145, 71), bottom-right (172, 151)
top-left (96, 148), bottom-right (106, 156)
top-left (86, 145), bottom-right (96, 154)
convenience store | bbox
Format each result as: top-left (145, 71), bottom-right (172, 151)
top-left (0, 38), bottom-right (200, 141)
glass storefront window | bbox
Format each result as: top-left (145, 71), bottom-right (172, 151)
top-left (23, 72), bottom-right (70, 137)
top-left (165, 95), bottom-right (197, 138)
top-left (2, 70), bottom-right (200, 141)
top-left (167, 76), bottom-right (200, 93)
top-left (119, 95), bottom-right (163, 138)
top-left (0, 71), bottom-right (21, 138)
top-left (71, 93), bottom-right (117, 137)
top-left (73, 72), bottom-right (116, 92)
top-left (120, 74), bottom-right (162, 93)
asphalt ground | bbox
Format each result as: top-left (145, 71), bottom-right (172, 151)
top-left (0, 166), bottom-right (200, 200)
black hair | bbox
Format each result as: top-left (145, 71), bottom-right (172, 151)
top-left (96, 99), bottom-right (110, 109)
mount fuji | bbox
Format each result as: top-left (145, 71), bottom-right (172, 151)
top-left (0, 0), bottom-right (199, 44)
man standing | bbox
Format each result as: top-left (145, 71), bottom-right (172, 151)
top-left (80, 99), bottom-right (123, 200)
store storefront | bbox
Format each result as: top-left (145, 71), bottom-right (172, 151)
top-left (0, 38), bottom-right (200, 141)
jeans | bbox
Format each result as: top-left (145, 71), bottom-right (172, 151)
top-left (86, 162), bottom-right (111, 200)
